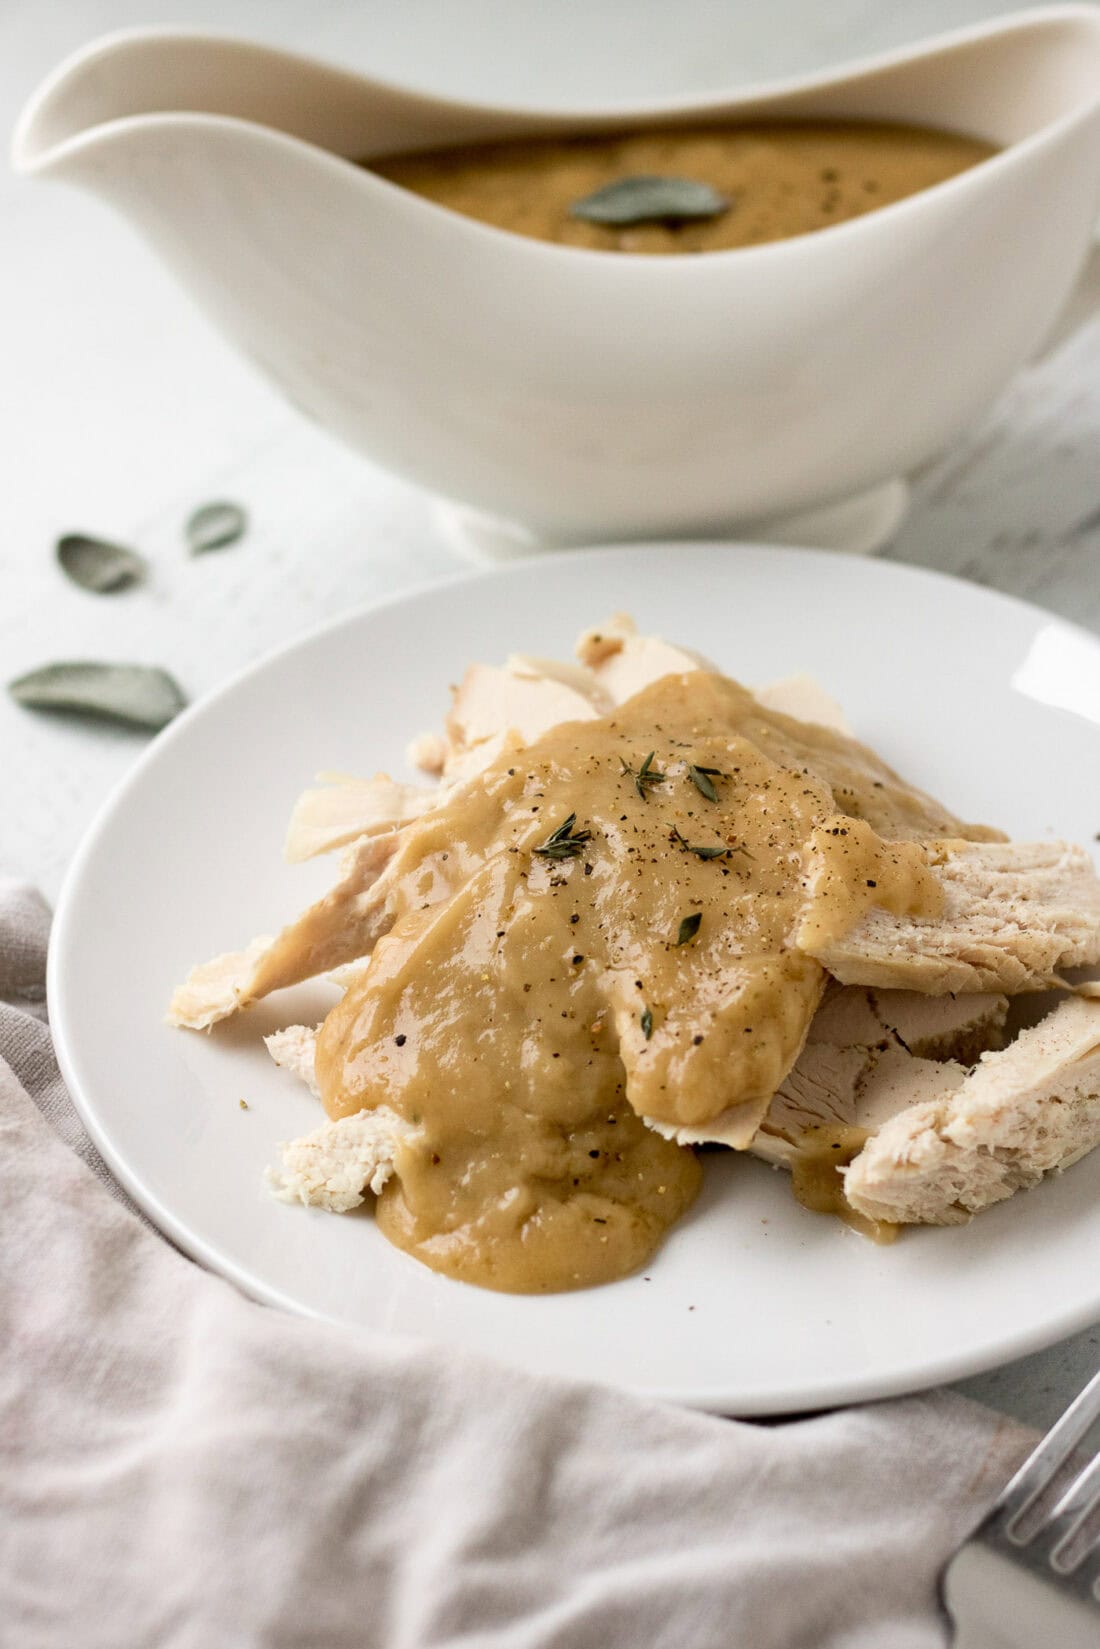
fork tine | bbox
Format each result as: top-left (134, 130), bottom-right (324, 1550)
top-left (1049, 1451), bottom-right (1100, 1566)
top-left (996, 1368), bottom-right (1100, 1531)
top-left (1085, 1543), bottom-right (1100, 1602)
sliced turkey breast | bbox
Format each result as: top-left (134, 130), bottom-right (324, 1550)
top-left (844, 994), bottom-right (1100, 1224)
top-left (588, 633), bottom-right (711, 705)
top-left (283, 774), bottom-right (437, 862)
top-left (647, 987), bottom-right (1003, 1151)
top-left (750, 1044), bottom-right (967, 1170)
top-left (167, 834), bottom-right (401, 1030)
top-left (801, 839), bottom-right (1100, 993)
top-left (752, 674), bottom-right (853, 735)
top-left (806, 985), bottom-right (1008, 1062)
top-left (445, 660), bottom-right (601, 753)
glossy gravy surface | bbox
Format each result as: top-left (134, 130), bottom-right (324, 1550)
top-left (316, 673), bottom-right (988, 1292)
top-left (367, 120), bottom-right (996, 254)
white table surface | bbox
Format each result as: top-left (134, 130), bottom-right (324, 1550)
top-left (3, 0), bottom-right (1098, 1427)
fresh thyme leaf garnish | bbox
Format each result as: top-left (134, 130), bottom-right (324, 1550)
top-left (533, 812), bottom-right (592, 860)
top-left (670, 825), bottom-right (728, 861)
top-left (638, 751), bottom-right (664, 796)
top-left (675, 912), bottom-right (702, 946)
top-left (640, 1007), bottom-right (653, 1040)
top-left (621, 750), bottom-right (666, 802)
top-left (687, 764), bottom-right (723, 802)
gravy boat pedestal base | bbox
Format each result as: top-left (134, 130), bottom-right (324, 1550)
top-left (436, 477), bottom-right (911, 565)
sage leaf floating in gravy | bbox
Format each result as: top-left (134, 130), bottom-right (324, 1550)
top-left (570, 175), bottom-right (729, 227)
top-left (372, 125), bottom-right (995, 252)
top-left (186, 500), bottom-right (247, 555)
top-left (56, 533), bottom-right (145, 594)
top-left (8, 661), bottom-right (186, 732)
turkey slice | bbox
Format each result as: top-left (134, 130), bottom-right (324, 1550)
top-left (844, 994), bottom-right (1100, 1224)
top-left (646, 987), bottom-right (1003, 1151)
top-left (749, 1044), bottom-right (967, 1169)
top-left (800, 838), bottom-right (1100, 993)
top-left (573, 613), bottom-right (852, 734)
top-left (167, 834), bottom-right (401, 1030)
top-left (753, 675), bottom-right (851, 735)
top-left (283, 774), bottom-right (437, 862)
top-left (445, 660), bottom-right (602, 753)
top-left (414, 614), bottom-right (855, 794)
top-left (807, 985), bottom-right (1008, 1062)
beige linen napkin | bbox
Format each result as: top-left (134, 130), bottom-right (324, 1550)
top-left (0, 877), bottom-right (1029, 1649)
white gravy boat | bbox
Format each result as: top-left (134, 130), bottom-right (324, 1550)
top-left (14, 7), bottom-right (1100, 547)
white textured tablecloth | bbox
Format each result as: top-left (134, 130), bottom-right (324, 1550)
top-left (0, 877), bottom-right (1032, 1649)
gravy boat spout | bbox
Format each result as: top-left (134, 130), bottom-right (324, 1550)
top-left (14, 10), bottom-right (1100, 545)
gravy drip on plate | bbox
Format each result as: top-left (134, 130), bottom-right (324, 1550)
top-left (316, 673), bottom-right (985, 1291)
top-left (367, 120), bottom-right (996, 254)
top-left (789, 1124), bottom-right (899, 1244)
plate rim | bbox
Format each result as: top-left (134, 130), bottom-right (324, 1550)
top-left (47, 539), bottom-right (1100, 1413)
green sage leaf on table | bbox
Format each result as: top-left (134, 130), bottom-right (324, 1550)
top-left (8, 661), bottom-right (187, 732)
top-left (186, 500), bottom-right (247, 555)
top-left (56, 533), bottom-right (145, 594)
top-left (570, 175), bottom-right (729, 227)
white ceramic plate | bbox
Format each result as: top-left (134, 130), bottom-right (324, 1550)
top-left (50, 543), bottom-right (1100, 1414)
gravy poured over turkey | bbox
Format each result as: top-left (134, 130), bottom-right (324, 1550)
top-left (168, 623), bottom-right (1100, 1294)
top-left (310, 672), bottom-right (971, 1291)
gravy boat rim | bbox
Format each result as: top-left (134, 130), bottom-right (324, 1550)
top-left (13, 2), bottom-right (1100, 275)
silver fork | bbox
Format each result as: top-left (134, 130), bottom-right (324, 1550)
top-left (942, 1368), bottom-right (1100, 1647)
